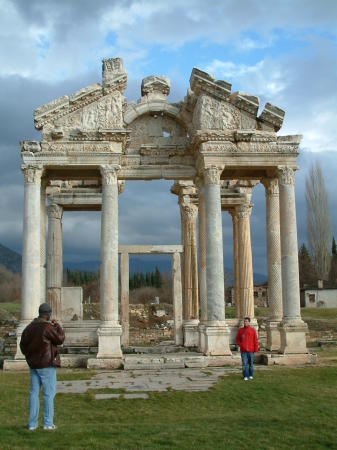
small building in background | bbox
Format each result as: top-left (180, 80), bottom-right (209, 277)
top-left (230, 285), bottom-right (269, 307)
top-left (301, 280), bottom-right (337, 308)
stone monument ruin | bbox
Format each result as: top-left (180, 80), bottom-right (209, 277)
top-left (4, 57), bottom-right (313, 369)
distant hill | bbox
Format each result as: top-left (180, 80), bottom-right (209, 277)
top-left (0, 243), bottom-right (21, 273)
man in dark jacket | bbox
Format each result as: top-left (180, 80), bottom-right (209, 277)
top-left (236, 317), bottom-right (258, 381)
top-left (20, 303), bottom-right (65, 430)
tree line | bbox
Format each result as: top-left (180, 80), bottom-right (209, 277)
top-left (65, 266), bottom-right (162, 290)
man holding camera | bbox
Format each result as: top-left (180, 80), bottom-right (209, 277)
top-left (20, 303), bottom-right (65, 431)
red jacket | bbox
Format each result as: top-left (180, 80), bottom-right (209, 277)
top-left (236, 325), bottom-right (258, 353)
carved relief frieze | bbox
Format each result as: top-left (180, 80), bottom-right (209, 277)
top-left (193, 94), bottom-right (241, 131)
top-left (240, 111), bottom-right (257, 130)
top-left (200, 141), bottom-right (238, 153)
top-left (83, 91), bottom-right (124, 130)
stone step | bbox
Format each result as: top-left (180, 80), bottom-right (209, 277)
top-left (123, 352), bottom-right (208, 370)
top-left (60, 346), bottom-right (98, 355)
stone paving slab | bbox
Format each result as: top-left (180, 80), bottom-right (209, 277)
top-left (57, 366), bottom-right (269, 396)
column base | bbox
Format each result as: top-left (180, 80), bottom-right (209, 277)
top-left (199, 322), bottom-right (232, 356)
top-left (183, 319), bottom-right (200, 347)
top-left (13, 320), bottom-right (30, 360)
top-left (279, 320), bottom-right (308, 354)
top-left (266, 320), bottom-right (282, 351)
top-left (96, 322), bottom-right (122, 359)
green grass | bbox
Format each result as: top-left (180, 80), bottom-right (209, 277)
top-left (301, 308), bottom-right (337, 320)
top-left (0, 302), bottom-right (20, 320)
top-left (0, 366), bottom-right (337, 449)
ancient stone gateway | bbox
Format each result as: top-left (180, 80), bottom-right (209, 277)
top-left (5, 57), bottom-right (313, 369)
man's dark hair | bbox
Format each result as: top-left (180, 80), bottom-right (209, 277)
top-left (244, 317), bottom-right (251, 322)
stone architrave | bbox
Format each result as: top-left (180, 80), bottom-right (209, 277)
top-left (91, 164), bottom-right (122, 365)
top-left (15, 164), bottom-right (43, 359)
top-left (180, 197), bottom-right (199, 347)
top-left (263, 178), bottom-right (283, 351)
top-left (172, 252), bottom-right (183, 345)
top-left (200, 166), bottom-right (231, 356)
top-left (236, 203), bottom-right (255, 321)
top-left (46, 203), bottom-right (63, 321)
top-left (120, 252), bottom-right (129, 348)
top-left (277, 167), bottom-right (308, 354)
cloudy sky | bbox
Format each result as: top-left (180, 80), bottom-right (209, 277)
top-left (0, 0), bottom-right (336, 275)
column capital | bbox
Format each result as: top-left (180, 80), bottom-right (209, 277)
top-left (180, 197), bottom-right (198, 221)
top-left (47, 203), bottom-right (63, 220)
top-left (100, 165), bottom-right (121, 185)
top-left (203, 166), bottom-right (224, 185)
top-left (262, 178), bottom-right (279, 196)
top-left (228, 209), bottom-right (238, 224)
top-left (236, 203), bottom-right (252, 220)
top-left (277, 166), bottom-right (296, 185)
top-left (21, 164), bottom-right (43, 184)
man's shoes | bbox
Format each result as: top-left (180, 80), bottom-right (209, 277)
top-left (28, 426), bottom-right (37, 431)
top-left (249, 376), bottom-right (253, 380)
top-left (243, 377), bottom-right (249, 381)
top-left (43, 424), bottom-right (57, 430)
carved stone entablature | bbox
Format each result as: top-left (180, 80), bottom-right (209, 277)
top-left (230, 92), bottom-right (260, 116)
top-left (21, 164), bottom-right (43, 184)
top-left (258, 102), bottom-right (285, 132)
top-left (192, 130), bottom-right (235, 146)
top-left (262, 178), bottom-right (279, 196)
top-left (200, 141), bottom-right (238, 153)
top-left (277, 166), bottom-right (296, 185)
top-left (20, 141), bottom-right (42, 154)
top-left (68, 130), bottom-right (128, 143)
top-left (43, 141), bottom-right (123, 154)
top-left (141, 76), bottom-right (170, 100)
top-left (102, 57), bottom-right (127, 91)
top-left (193, 95), bottom-right (241, 130)
top-left (100, 165), bottom-right (121, 185)
top-left (190, 68), bottom-right (231, 101)
top-left (235, 130), bottom-right (276, 143)
top-left (47, 203), bottom-right (63, 220)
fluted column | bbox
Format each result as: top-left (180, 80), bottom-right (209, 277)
top-left (277, 166), bottom-right (307, 354)
top-left (198, 183), bottom-right (207, 322)
top-left (120, 252), bottom-right (129, 347)
top-left (230, 210), bottom-right (240, 318)
top-left (96, 164), bottom-right (122, 361)
top-left (201, 166), bottom-right (231, 356)
top-left (15, 164), bottom-right (43, 359)
top-left (180, 198), bottom-right (199, 346)
top-left (40, 179), bottom-right (47, 304)
top-left (172, 252), bottom-right (183, 345)
top-left (46, 203), bottom-right (63, 321)
top-left (263, 179), bottom-right (283, 350)
top-left (237, 204), bottom-right (254, 320)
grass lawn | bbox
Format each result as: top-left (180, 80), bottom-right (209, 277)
top-left (1, 365), bottom-right (337, 450)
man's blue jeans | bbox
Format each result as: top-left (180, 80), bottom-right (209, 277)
top-left (28, 367), bottom-right (57, 428)
top-left (241, 352), bottom-right (254, 378)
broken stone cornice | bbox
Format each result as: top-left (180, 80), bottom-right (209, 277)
top-left (189, 68), bottom-right (232, 101)
top-left (230, 91), bottom-right (260, 116)
top-left (258, 102), bottom-right (285, 132)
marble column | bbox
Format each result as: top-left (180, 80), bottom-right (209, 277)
top-left (180, 198), bottom-right (199, 347)
top-left (96, 164), bottom-right (122, 361)
top-left (172, 252), bottom-right (183, 345)
top-left (230, 210), bottom-right (240, 319)
top-left (15, 164), bottom-right (43, 359)
top-left (263, 179), bottom-right (283, 351)
top-left (277, 166), bottom-right (307, 354)
top-left (40, 179), bottom-right (47, 304)
top-left (237, 203), bottom-right (255, 321)
top-left (198, 183), bottom-right (207, 352)
top-left (46, 203), bottom-right (63, 321)
top-left (200, 166), bottom-right (231, 356)
top-left (120, 252), bottom-right (129, 348)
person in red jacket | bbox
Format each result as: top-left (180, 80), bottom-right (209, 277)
top-left (236, 317), bottom-right (258, 381)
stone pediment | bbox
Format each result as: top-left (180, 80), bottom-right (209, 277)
top-left (34, 58), bottom-right (127, 130)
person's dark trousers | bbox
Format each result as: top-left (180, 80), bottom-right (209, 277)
top-left (241, 352), bottom-right (254, 378)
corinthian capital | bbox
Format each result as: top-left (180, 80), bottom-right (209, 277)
top-left (100, 165), bottom-right (121, 185)
top-left (203, 166), bottom-right (223, 185)
top-left (21, 164), bottom-right (43, 184)
top-left (236, 204), bottom-right (252, 220)
top-left (277, 166), bottom-right (295, 185)
top-left (47, 203), bottom-right (63, 220)
top-left (180, 198), bottom-right (198, 221)
top-left (262, 178), bottom-right (279, 196)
